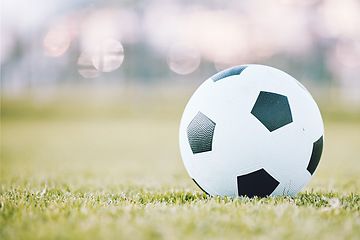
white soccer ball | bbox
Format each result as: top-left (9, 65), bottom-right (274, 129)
top-left (179, 64), bottom-right (324, 198)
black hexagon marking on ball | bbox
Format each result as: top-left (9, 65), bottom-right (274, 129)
top-left (237, 168), bottom-right (280, 198)
top-left (251, 91), bottom-right (293, 132)
top-left (307, 136), bottom-right (323, 175)
top-left (187, 111), bottom-right (216, 154)
top-left (211, 65), bottom-right (248, 82)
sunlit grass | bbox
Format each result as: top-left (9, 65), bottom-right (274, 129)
top-left (1, 96), bottom-right (360, 240)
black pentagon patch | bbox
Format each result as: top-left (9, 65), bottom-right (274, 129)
top-left (251, 91), bottom-right (293, 132)
top-left (187, 111), bottom-right (216, 154)
top-left (307, 136), bottom-right (323, 175)
top-left (237, 168), bottom-right (279, 198)
top-left (212, 65), bottom-right (248, 82)
top-left (192, 178), bottom-right (209, 195)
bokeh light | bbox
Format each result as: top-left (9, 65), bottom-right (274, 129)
top-left (77, 53), bottom-right (100, 79)
top-left (43, 24), bottom-right (71, 57)
top-left (91, 39), bottom-right (124, 73)
top-left (167, 42), bottom-right (201, 75)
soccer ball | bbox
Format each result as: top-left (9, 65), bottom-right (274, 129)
top-left (179, 64), bottom-right (324, 198)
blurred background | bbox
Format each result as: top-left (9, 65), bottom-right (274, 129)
top-left (1, 0), bottom-right (360, 192)
top-left (1, 0), bottom-right (360, 105)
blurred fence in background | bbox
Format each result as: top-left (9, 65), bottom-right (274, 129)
top-left (1, 0), bottom-right (360, 106)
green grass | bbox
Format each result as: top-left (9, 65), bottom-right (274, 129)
top-left (1, 95), bottom-right (360, 240)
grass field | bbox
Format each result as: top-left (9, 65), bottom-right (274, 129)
top-left (1, 92), bottom-right (360, 240)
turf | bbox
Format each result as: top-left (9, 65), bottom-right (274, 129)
top-left (1, 95), bottom-right (360, 240)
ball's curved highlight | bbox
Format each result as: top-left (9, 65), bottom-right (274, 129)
top-left (179, 65), bottom-right (324, 198)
